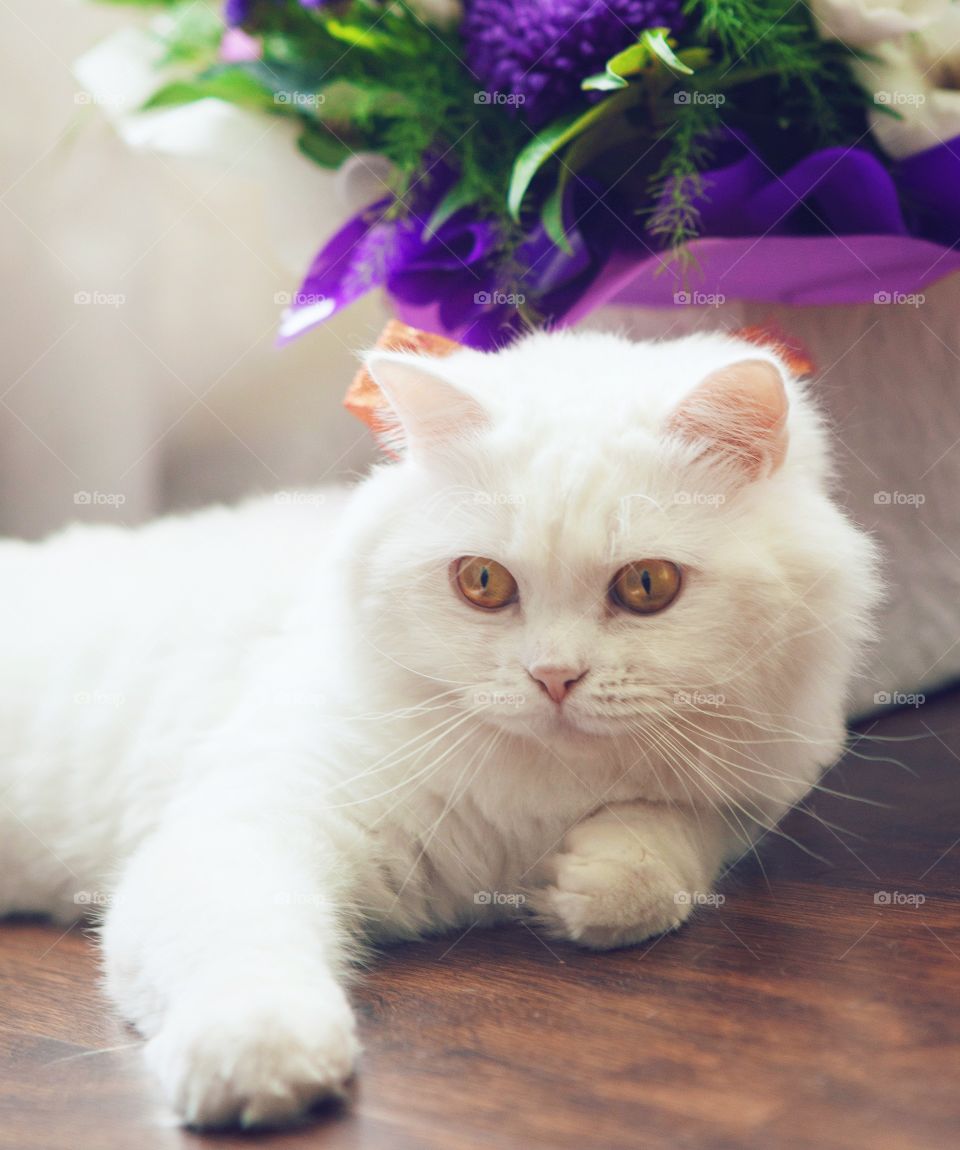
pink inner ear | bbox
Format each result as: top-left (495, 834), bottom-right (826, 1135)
top-left (666, 359), bottom-right (789, 481)
top-left (345, 321), bottom-right (465, 456)
top-left (365, 352), bottom-right (488, 456)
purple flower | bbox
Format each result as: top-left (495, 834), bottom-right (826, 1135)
top-left (278, 167), bottom-right (607, 350)
top-left (223, 0), bottom-right (251, 25)
top-left (463, 0), bottom-right (683, 124)
top-left (224, 0), bottom-right (331, 28)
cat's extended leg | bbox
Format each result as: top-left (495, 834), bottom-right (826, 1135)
top-left (101, 774), bottom-right (368, 1129)
top-left (528, 801), bottom-right (745, 950)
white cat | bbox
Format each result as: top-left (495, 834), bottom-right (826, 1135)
top-left (0, 329), bottom-right (879, 1128)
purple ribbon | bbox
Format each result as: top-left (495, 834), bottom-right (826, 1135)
top-left (277, 195), bottom-right (505, 345)
top-left (576, 133), bottom-right (960, 314)
top-left (279, 170), bottom-right (600, 349)
top-left (281, 133), bottom-right (960, 349)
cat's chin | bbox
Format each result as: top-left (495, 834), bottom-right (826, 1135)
top-left (477, 705), bottom-right (623, 742)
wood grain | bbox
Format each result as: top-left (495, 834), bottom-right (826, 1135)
top-left (1, 692), bottom-right (958, 1150)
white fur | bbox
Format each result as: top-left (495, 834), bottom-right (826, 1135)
top-left (0, 330), bottom-right (879, 1127)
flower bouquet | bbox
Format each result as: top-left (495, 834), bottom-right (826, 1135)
top-left (85, 0), bottom-right (960, 348)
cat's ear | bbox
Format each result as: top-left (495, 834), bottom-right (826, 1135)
top-left (364, 351), bottom-right (488, 456)
top-left (665, 358), bottom-right (789, 481)
top-left (345, 320), bottom-right (484, 457)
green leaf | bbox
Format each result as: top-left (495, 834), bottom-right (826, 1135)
top-left (601, 39), bottom-right (654, 85)
top-left (583, 30), bottom-right (696, 92)
top-left (297, 126), bottom-right (353, 169)
top-left (607, 40), bottom-right (654, 79)
top-left (313, 79), bottom-right (413, 124)
top-left (540, 180), bottom-right (573, 254)
top-left (642, 28), bottom-right (695, 76)
top-left (581, 71), bottom-right (629, 92)
top-left (540, 114), bottom-right (647, 253)
top-left (142, 68), bottom-right (277, 113)
top-left (424, 179), bottom-right (480, 236)
top-left (581, 40), bottom-right (649, 91)
top-left (158, 0), bottom-right (224, 68)
top-left (508, 114), bottom-right (585, 221)
top-left (507, 87), bottom-right (640, 221)
top-left (324, 18), bottom-right (396, 53)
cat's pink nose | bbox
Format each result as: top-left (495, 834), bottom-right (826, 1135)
top-left (527, 664), bottom-right (587, 705)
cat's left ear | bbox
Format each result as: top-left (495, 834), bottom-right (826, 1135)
top-left (363, 351), bottom-right (488, 457)
top-left (345, 321), bottom-right (485, 457)
top-left (665, 358), bottom-right (789, 482)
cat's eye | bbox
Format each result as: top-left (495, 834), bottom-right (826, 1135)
top-left (610, 560), bottom-right (682, 615)
top-left (454, 556), bottom-right (518, 610)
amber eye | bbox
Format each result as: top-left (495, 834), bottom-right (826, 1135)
top-left (455, 556), bottom-right (518, 610)
top-left (611, 560), bottom-right (682, 615)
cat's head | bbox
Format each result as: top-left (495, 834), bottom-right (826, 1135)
top-left (347, 329), bottom-right (877, 768)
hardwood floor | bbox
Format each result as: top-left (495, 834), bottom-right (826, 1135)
top-left (2, 691), bottom-right (958, 1150)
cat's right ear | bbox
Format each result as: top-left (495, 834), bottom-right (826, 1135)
top-left (665, 357), bottom-right (789, 483)
top-left (363, 351), bottom-right (488, 457)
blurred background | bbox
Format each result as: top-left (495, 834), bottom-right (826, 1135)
top-left (1, 0), bottom-right (386, 541)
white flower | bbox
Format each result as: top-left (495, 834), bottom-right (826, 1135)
top-left (73, 27), bottom-right (363, 271)
top-left (808, 0), bottom-right (952, 48)
top-left (858, 7), bottom-right (960, 156)
top-left (810, 0), bottom-right (960, 157)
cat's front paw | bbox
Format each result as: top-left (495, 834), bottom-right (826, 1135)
top-left (146, 975), bottom-right (359, 1129)
top-left (529, 817), bottom-right (702, 950)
